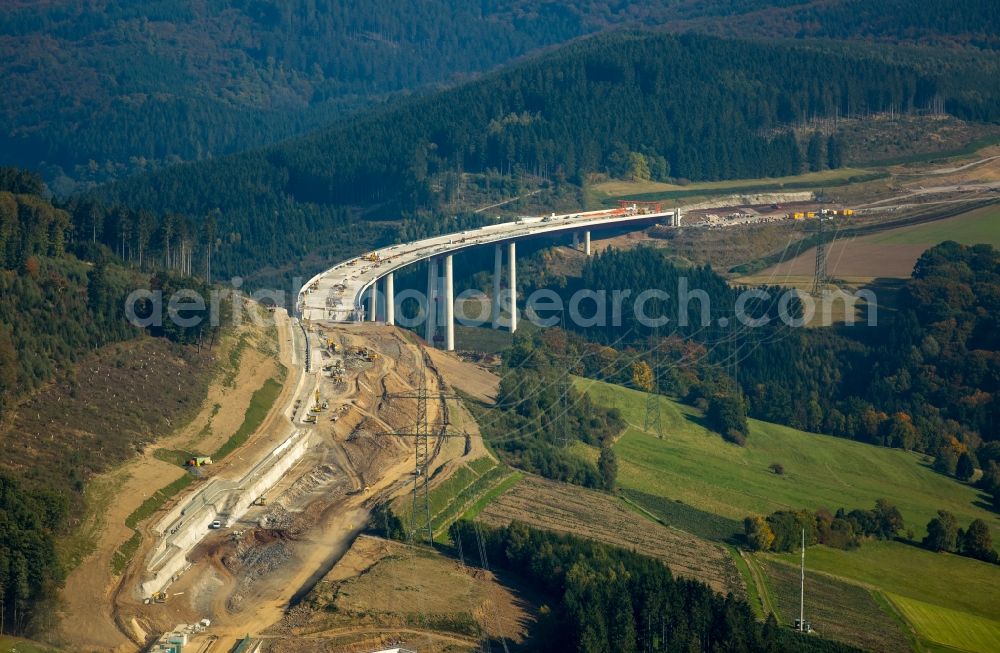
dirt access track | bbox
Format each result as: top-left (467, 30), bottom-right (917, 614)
top-left (55, 304), bottom-right (290, 651)
top-left (112, 322), bottom-right (490, 652)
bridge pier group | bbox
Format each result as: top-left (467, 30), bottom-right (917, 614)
top-left (365, 229), bottom-right (602, 351)
top-left (313, 206), bottom-right (684, 353)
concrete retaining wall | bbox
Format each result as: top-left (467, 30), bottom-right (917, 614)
top-left (140, 429), bottom-right (315, 597)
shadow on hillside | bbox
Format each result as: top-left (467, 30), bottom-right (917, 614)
top-left (681, 410), bottom-right (712, 433)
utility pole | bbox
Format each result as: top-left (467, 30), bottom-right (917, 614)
top-left (799, 526), bottom-right (806, 632)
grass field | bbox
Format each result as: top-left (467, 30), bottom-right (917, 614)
top-left (577, 377), bottom-right (1000, 651)
top-left (752, 203), bottom-right (1000, 283)
top-left (575, 378), bottom-right (999, 545)
top-left (621, 488), bottom-right (743, 542)
top-left (395, 453), bottom-right (519, 541)
top-left (0, 636), bottom-right (60, 653)
top-left (887, 592), bottom-right (1000, 653)
top-left (770, 542), bottom-right (1000, 624)
top-left (862, 204), bottom-right (1000, 246)
top-left (212, 374), bottom-right (284, 461)
top-left (763, 557), bottom-right (911, 653)
top-left (769, 542), bottom-right (1000, 653)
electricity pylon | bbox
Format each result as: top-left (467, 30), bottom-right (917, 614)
top-left (813, 218), bottom-right (829, 295)
top-left (386, 355), bottom-right (465, 545)
top-left (643, 325), bottom-right (663, 438)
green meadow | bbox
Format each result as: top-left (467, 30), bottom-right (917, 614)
top-left (577, 377), bottom-right (1000, 652)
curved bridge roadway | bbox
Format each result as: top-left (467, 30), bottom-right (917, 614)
top-left (298, 205), bottom-right (680, 349)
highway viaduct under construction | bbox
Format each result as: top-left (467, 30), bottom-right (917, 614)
top-left (298, 201), bottom-right (681, 350)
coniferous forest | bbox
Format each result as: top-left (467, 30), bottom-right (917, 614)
top-left (5, 0), bottom-right (996, 192)
top-left (0, 169), bottom-right (224, 633)
top-left (450, 520), bottom-right (861, 653)
top-left (88, 30), bottom-right (1000, 287)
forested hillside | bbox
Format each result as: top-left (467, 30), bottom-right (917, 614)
top-left (0, 170), bottom-right (219, 417)
top-left (541, 244), bottom-right (999, 490)
top-left (665, 0), bottom-right (1000, 49)
top-left (4, 1), bottom-right (997, 194)
top-left (0, 0), bottom-right (714, 192)
top-left (0, 168), bottom-right (224, 634)
top-left (96, 30), bottom-right (1000, 286)
top-left (450, 520), bottom-right (859, 652)
top-left (469, 336), bottom-right (624, 489)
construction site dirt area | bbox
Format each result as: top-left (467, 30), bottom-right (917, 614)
top-left (477, 475), bottom-right (744, 597)
top-left (53, 309), bottom-right (287, 652)
top-left (424, 346), bottom-right (499, 403)
top-left (108, 323), bottom-right (488, 652)
top-left (266, 534), bottom-right (533, 652)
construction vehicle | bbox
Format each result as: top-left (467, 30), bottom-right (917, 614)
top-left (304, 414), bottom-right (317, 424)
top-left (327, 339), bottom-right (338, 352)
top-left (362, 252), bottom-right (381, 262)
top-left (806, 211), bottom-right (817, 218)
top-left (842, 208), bottom-right (855, 216)
top-left (354, 346), bottom-right (379, 362)
top-left (310, 389), bottom-right (325, 413)
top-left (151, 591), bottom-right (168, 603)
top-left (792, 212), bottom-right (805, 220)
top-left (253, 496), bottom-right (267, 506)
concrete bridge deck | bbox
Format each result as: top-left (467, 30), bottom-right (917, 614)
top-left (298, 205), bottom-right (679, 347)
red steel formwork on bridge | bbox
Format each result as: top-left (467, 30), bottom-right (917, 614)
top-left (618, 200), bottom-right (665, 214)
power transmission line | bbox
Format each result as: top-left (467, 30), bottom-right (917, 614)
top-left (813, 217), bottom-right (830, 295)
top-left (643, 324), bottom-right (662, 438)
top-left (385, 355), bottom-right (465, 545)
